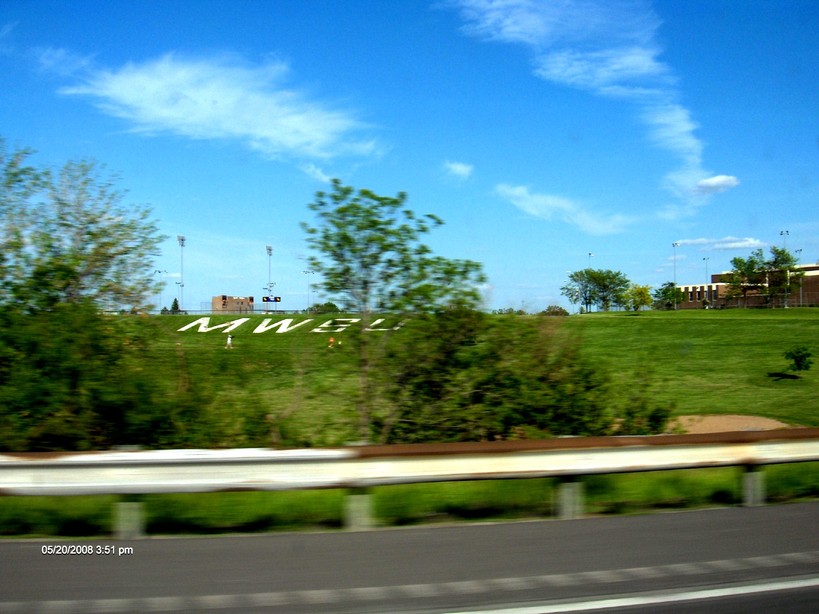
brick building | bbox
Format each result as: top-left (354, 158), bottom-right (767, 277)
top-left (677, 263), bottom-right (819, 309)
top-left (211, 295), bottom-right (255, 313)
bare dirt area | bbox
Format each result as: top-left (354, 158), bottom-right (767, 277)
top-left (670, 414), bottom-right (791, 434)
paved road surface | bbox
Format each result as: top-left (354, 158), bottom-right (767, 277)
top-left (1, 502), bottom-right (818, 612)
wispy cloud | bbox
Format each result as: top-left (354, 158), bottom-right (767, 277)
top-left (451, 0), bottom-right (739, 218)
top-left (496, 183), bottom-right (631, 235)
top-left (675, 236), bottom-right (765, 250)
top-left (444, 160), bottom-right (474, 180)
top-left (696, 174), bottom-right (741, 194)
top-left (35, 46), bottom-right (94, 77)
top-left (59, 52), bottom-right (377, 164)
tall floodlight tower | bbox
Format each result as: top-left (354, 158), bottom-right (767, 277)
top-left (266, 245), bottom-right (273, 313)
top-left (303, 269), bottom-right (313, 312)
top-left (177, 235), bottom-right (186, 311)
top-left (672, 242), bottom-right (680, 310)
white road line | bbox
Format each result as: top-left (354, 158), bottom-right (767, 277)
top-left (442, 576), bottom-right (819, 614)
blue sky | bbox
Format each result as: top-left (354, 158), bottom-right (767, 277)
top-left (2, 0), bottom-right (818, 312)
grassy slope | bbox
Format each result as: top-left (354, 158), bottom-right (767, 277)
top-left (564, 309), bottom-right (819, 426)
top-left (153, 309), bottom-right (819, 431)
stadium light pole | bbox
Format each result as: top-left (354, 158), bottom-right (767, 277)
top-left (672, 242), bottom-right (680, 310)
top-left (796, 249), bottom-right (803, 307)
top-left (177, 235), bottom-right (185, 312)
top-left (703, 257), bottom-right (710, 307)
top-left (154, 269), bottom-right (167, 313)
top-left (780, 230), bottom-right (789, 249)
top-left (303, 270), bottom-right (313, 313)
top-left (266, 245), bottom-right (273, 313)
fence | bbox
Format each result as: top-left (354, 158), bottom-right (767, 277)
top-left (1, 429), bottom-right (818, 537)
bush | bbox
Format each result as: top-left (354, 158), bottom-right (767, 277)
top-left (784, 346), bottom-right (813, 372)
top-left (540, 305), bottom-right (569, 316)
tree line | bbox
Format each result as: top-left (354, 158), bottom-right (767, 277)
top-left (560, 269), bottom-right (652, 312)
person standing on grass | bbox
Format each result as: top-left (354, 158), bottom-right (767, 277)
top-left (226, 334), bottom-right (234, 349)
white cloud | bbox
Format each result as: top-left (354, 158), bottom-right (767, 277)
top-left (35, 46), bottom-right (94, 77)
top-left (60, 53), bottom-right (376, 161)
top-left (444, 160), bottom-right (474, 179)
top-left (299, 162), bottom-right (332, 183)
top-left (451, 0), bottom-right (736, 219)
top-left (675, 236), bottom-right (764, 250)
top-left (696, 174), bottom-right (740, 194)
top-left (496, 183), bottom-right (631, 235)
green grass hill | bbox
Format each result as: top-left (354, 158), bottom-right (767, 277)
top-left (153, 309), bottom-right (818, 442)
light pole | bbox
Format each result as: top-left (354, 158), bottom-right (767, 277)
top-left (703, 257), bottom-right (710, 307)
top-left (266, 245), bottom-right (273, 313)
top-left (796, 249), bottom-right (803, 307)
top-left (303, 270), bottom-right (313, 313)
top-left (154, 269), bottom-right (167, 313)
top-left (672, 242), bottom-right (680, 310)
top-left (177, 235), bottom-right (185, 312)
top-left (780, 230), bottom-right (789, 249)
top-left (588, 252), bottom-right (593, 269)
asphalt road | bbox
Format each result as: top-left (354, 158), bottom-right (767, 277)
top-left (1, 502), bottom-right (818, 613)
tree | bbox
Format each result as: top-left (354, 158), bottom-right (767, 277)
top-left (763, 246), bottom-right (802, 308)
top-left (623, 284), bottom-right (652, 311)
top-left (301, 179), bottom-right (486, 441)
top-left (0, 139), bottom-right (172, 451)
top-left (652, 281), bottom-right (682, 310)
top-left (724, 249), bottom-right (766, 307)
top-left (540, 305), bottom-right (569, 316)
top-left (562, 268), bottom-right (630, 312)
top-left (1, 141), bottom-right (165, 313)
top-left (784, 346), bottom-right (812, 373)
top-left (561, 269), bottom-right (595, 313)
top-left (592, 269), bottom-right (630, 311)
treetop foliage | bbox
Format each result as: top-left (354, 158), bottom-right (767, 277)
top-left (1, 139), bottom-right (165, 312)
top-left (301, 178), bottom-right (486, 315)
top-left (560, 268), bottom-right (631, 312)
top-left (725, 246), bottom-right (803, 307)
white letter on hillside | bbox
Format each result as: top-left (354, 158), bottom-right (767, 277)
top-left (177, 318), bottom-right (250, 333)
top-left (253, 318), bottom-right (314, 334)
top-left (311, 318), bottom-right (361, 333)
top-left (365, 318), bottom-right (406, 331)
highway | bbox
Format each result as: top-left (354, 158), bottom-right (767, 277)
top-left (1, 502), bottom-right (818, 613)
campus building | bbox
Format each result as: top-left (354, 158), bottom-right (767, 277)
top-left (677, 263), bottom-right (819, 309)
top-left (211, 295), bottom-right (255, 313)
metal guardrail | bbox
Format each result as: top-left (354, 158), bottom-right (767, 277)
top-left (1, 429), bottom-right (818, 534)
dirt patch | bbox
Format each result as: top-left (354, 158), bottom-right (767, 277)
top-left (669, 414), bottom-right (791, 434)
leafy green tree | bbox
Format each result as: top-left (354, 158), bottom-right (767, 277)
top-left (652, 281), bottom-right (683, 310)
top-left (784, 346), bottom-right (812, 373)
top-left (563, 268), bottom-right (630, 312)
top-left (376, 313), bottom-right (670, 443)
top-left (308, 301), bottom-right (341, 314)
top-left (623, 284), bottom-right (652, 312)
top-left (763, 246), bottom-right (802, 308)
top-left (0, 139), bottom-right (176, 451)
top-left (2, 144), bottom-right (164, 312)
top-left (724, 249), bottom-right (766, 307)
top-left (540, 305), bottom-right (569, 316)
top-left (592, 269), bottom-right (630, 311)
top-left (301, 179), bottom-right (486, 441)
top-left (561, 269), bottom-right (596, 313)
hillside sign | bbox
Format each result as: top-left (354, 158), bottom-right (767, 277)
top-left (177, 317), bottom-right (405, 335)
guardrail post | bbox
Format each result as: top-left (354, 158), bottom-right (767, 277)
top-left (742, 465), bottom-right (766, 507)
top-left (344, 487), bottom-right (374, 531)
top-left (114, 496), bottom-right (145, 540)
top-left (556, 476), bottom-right (584, 520)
